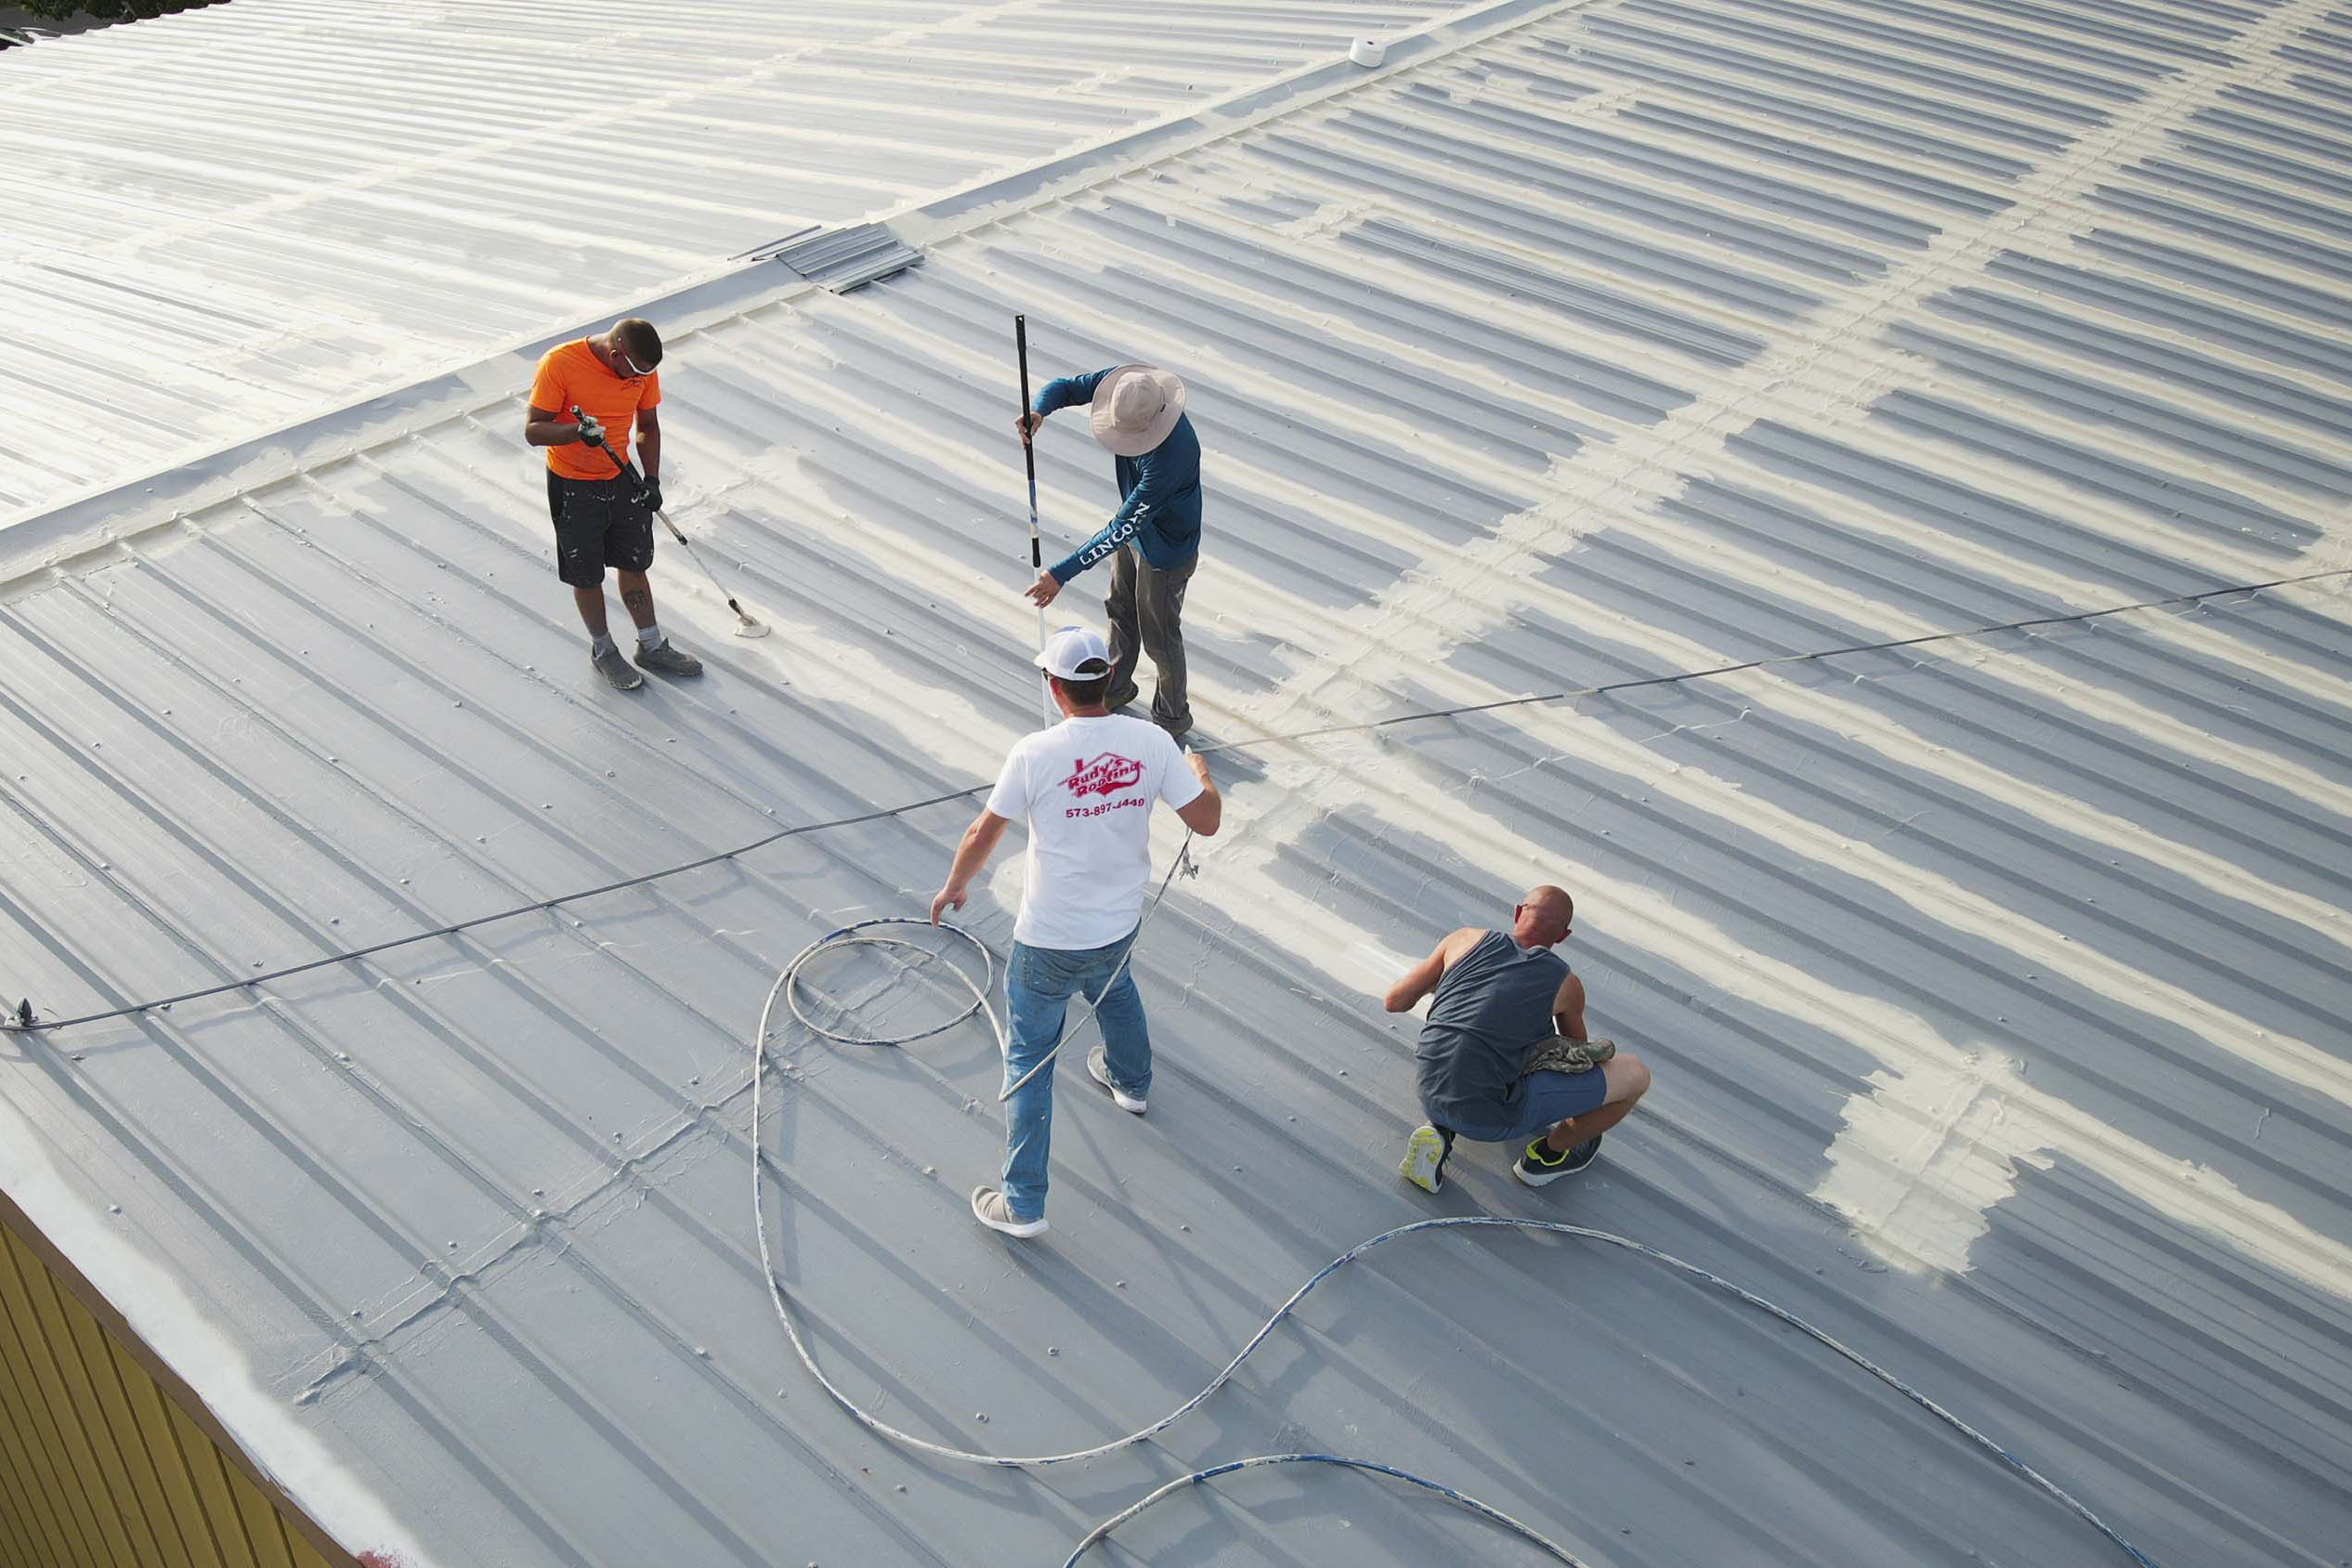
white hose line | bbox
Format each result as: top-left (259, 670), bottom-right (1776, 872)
top-left (1060, 1455), bottom-right (1587, 1567)
top-left (750, 902), bottom-right (2163, 1565)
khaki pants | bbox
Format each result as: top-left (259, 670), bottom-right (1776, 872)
top-left (1104, 544), bottom-right (1196, 735)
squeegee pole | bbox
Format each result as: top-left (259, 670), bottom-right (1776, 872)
top-left (1014, 316), bottom-right (1052, 725)
top-left (572, 404), bottom-right (769, 638)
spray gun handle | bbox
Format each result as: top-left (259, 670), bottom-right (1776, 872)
top-left (568, 404), bottom-right (608, 447)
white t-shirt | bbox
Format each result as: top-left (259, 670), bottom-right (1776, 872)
top-left (985, 713), bottom-right (1204, 950)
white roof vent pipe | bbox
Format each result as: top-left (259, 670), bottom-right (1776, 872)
top-left (1349, 36), bottom-right (1387, 68)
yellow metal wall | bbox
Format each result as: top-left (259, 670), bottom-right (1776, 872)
top-left (0, 1211), bottom-right (352, 1568)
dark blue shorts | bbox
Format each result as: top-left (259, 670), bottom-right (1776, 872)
top-left (1444, 1068), bottom-right (1610, 1143)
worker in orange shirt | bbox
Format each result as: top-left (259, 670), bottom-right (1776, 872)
top-left (523, 318), bottom-right (702, 691)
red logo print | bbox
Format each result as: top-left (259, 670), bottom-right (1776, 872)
top-left (1065, 752), bottom-right (1143, 799)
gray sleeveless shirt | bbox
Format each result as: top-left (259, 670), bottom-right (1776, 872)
top-left (1414, 930), bottom-right (1567, 1130)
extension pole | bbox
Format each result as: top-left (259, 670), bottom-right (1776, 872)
top-left (573, 405), bottom-right (771, 639)
top-left (1013, 315), bottom-right (1053, 725)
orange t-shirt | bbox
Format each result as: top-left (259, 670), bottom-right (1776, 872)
top-left (530, 339), bottom-right (662, 481)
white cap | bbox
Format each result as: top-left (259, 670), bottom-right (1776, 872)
top-left (1035, 625), bottom-right (1113, 680)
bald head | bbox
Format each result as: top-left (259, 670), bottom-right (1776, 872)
top-left (1511, 885), bottom-right (1575, 948)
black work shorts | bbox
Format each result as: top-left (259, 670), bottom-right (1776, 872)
top-left (547, 472), bottom-right (655, 588)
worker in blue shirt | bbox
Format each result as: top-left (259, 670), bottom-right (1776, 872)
top-left (1016, 363), bottom-right (1202, 739)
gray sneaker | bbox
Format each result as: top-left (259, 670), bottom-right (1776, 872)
top-left (971, 1186), bottom-right (1047, 1238)
top-left (635, 637), bottom-right (703, 676)
top-left (1087, 1046), bottom-right (1147, 1114)
top-left (592, 643), bottom-right (645, 691)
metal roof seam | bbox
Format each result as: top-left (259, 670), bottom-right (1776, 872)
top-left (10, 566), bottom-right (2341, 1041)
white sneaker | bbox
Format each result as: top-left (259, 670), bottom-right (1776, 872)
top-left (1399, 1125), bottom-right (1454, 1194)
top-left (971, 1186), bottom-right (1047, 1238)
top-left (1088, 1046), bottom-right (1147, 1114)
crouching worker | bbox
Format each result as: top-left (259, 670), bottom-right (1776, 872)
top-left (931, 626), bottom-right (1222, 1238)
top-left (1385, 886), bottom-right (1650, 1193)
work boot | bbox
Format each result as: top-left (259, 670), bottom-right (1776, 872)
top-left (1398, 1124), bottom-right (1455, 1194)
top-left (592, 642), bottom-right (645, 691)
top-left (1087, 1046), bottom-right (1147, 1115)
top-left (1514, 1133), bottom-right (1601, 1188)
top-left (635, 637), bottom-right (703, 676)
top-left (971, 1186), bottom-right (1046, 1238)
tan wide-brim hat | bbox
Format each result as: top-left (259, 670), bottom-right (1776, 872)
top-left (1089, 365), bottom-right (1186, 458)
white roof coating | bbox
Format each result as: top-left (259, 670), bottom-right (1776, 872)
top-left (4, 1), bottom-right (2352, 1566)
top-left (0, 0), bottom-right (1462, 524)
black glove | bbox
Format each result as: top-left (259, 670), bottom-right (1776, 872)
top-left (573, 411), bottom-right (607, 448)
top-left (636, 477), bottom-right (663, 515)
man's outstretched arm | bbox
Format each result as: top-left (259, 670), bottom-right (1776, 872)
top-left (931, 811), bottom-right (1013, 924)
top-left (1015, 367), bottom-right (1113, 441)
top-left (1384, 928), bottom-right (1476, 1013)
top-left (1172, 752), bottom-right (1221, 836)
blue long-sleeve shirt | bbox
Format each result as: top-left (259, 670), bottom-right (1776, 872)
top-left (1033, 368), bottom-right (1202, 581)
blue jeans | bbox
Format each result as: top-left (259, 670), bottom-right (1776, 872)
top-left (1001, 931), bottom-right (1150, 1221)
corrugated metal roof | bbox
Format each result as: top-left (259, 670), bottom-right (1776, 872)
top-left (0, 0), bottom-right (1464, 525)
top-left (3, 1), bottom-right (2350, 1565)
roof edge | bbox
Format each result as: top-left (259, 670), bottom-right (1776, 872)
top-left (0, 0), bottom-right (1584, 580)
top-left (0, 261), bottom-right (790, 579)
top-left (0, 1185), bottom-right (370, 1567)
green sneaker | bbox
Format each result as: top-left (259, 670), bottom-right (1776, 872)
top-left (1514, 1134), bottom-right (1601, 1188)
top-left (1399, 1124), bottom-right (1454, 1194)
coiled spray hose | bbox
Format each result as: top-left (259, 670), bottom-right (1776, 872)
top-left (752, 881), bottom-right (2163, 1566)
